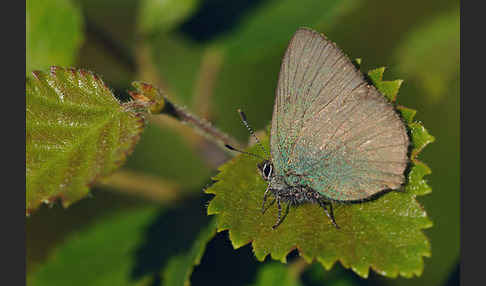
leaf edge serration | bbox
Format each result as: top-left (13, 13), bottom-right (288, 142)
top-left (205, 66), bottom-right (434, 279)
top-left (26, 66), bottom-right (146, 215)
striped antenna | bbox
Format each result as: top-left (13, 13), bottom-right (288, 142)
top-left (237, 109), bottom-right (270, 158)
top-left (224, 144), bottom-right (265, 160)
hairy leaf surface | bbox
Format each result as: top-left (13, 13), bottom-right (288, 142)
top-left (26, 67), bottom-right (145, 215)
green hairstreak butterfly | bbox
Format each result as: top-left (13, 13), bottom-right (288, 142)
top-left (228, 27), bottom-right (409, 229)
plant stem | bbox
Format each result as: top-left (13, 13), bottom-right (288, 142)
top-left (158, 97), bottom-right (242, 150)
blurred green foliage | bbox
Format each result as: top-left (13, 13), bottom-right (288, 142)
top-left (26, 0), bottom-right (459, 285)
top-left (395, 9), bottom-right (460, 103)
top-left (28, 206), bottom-right (161, 286)
top-left (137, 0), bottom-right (200, 35)
top-left (26, 0), bottom-right (84, 75)
top-left (247, 263), bottom-right (303, 286)
top-left (161, 218), bottom-right (217, 286)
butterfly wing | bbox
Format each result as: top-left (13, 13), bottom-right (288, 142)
top-left (270, 27), bottom-right (409, 201)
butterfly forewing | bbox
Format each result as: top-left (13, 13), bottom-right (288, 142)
top-left (270, 27), bottom-right (409, 201)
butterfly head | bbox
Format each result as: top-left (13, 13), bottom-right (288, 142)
top-left (257, 160), bottom-right (274, 181)
top-left (257, 160), bottom-right (289, 194)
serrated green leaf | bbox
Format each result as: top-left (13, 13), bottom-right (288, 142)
top-left (367, 67), bottom-right (403, 102)
top-left (405, 161), bottom-right (432, 196)
top-left (368, 68), bottom-right (435, 159)
top-left (368, 68), bottom-right (435, 158)
top-left (247, 263), bottom-right (302, 286)
top-left (137, 0), bottom-right (199, 35)
top-left (27, 206), bottom-right (160, 286)
top-left (26, 0), bottom-right (84, 75)
top-left (26, 67), bottom-right (145, 215)
top-left (397, 106), bottom-right (417, 124)
top-left (205, 69), bottom-right (434, 278)
top-left (162, 217), bottom-right (218, 286)
top-left (409, 122), bottom-right (436, 159)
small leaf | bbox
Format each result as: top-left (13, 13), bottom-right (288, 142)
top-left (162, 217), bottom-right (218, 286)
top-left (27, 207), bottom-right (160, 286)
top-left (26, 67), bottom-right (145, 215)
top-left (128, 81), bottom-right (167, 114)
top-left (205, 68), bottom-right (434, 278)
top-left (247, 263), bottom-right (302, 286)
top-left (26, 0), bottom-right (84, 75)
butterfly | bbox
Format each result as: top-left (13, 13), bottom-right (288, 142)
top-left (227, 27), bottom-right (409, 229)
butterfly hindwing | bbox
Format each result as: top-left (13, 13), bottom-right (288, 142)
top-left (270, 28), bottom-right (409, 201)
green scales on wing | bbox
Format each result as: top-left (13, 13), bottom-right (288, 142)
top-left (270, 28), bottom-right (409, 201)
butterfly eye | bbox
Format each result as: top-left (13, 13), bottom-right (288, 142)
top-left (263, 163), bottom-right (272, 178)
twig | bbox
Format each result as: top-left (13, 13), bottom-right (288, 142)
top-left (158, 97), bottom-right (242, 149)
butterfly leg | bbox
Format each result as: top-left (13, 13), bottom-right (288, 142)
top-left (272, 200), bottom-right (290, 229)
top-left (261, 185), bottom-right (271, 213)
top-left (319, 201), bottom-right (340, 229)
top-left (262, 197), bottom-right (276, 214)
